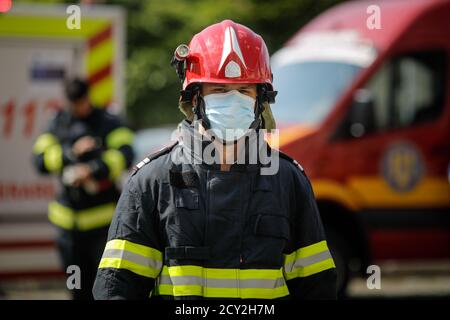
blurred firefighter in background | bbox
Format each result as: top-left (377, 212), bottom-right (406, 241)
top-left (32, 78), bottom-right (135, 300)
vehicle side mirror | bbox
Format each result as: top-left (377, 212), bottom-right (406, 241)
top-left (347, 89), bottom-right (375, 138)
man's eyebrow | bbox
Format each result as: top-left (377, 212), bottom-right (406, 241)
top-left (209, 85), bottom-right (226, 89)
top-left (239, 85), bottom-right (252, 89)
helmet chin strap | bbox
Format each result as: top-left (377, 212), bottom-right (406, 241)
top-left (192, 89), bottom-right (211, 130)
top-left (249, 94), bottom-right (264, 130)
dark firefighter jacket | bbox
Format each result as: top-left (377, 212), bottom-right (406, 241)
top-left (93, 120), bottom-right (336, 299)
top-left (32, 107), bottom-right (134, 231)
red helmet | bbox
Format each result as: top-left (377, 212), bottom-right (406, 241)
top-left (181, 20), bottom-right (273, 91)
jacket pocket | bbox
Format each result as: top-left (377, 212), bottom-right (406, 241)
top-left (245, 213), bottom-right (290, 268)
top-left (174, 188), bottom-right (199, 210)
top-left (166, 187), bottom-right (204, 248)
top-left (254, 214), bottom-right (290, 240)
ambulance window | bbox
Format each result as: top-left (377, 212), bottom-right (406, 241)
top-left (368, 49), bottom-right (447, 131)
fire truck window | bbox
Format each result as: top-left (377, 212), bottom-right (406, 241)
top-left (366, 62), bottom-right (391, 131)
top-left (367, 50), bottom-right (446, 132)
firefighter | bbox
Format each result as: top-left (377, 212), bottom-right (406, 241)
top-left (32, 78), bottom-right (135, 300)
top-left (93, 20), bottom-right (337, 300)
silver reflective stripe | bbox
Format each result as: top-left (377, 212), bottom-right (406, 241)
top-left (158, 275), bottom-right (286, 289)
top-left (102, 248), bottom-right (163, 271)
top-left (284, 250), bottom-right (332, 273)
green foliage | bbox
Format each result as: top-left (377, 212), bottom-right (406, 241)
top-left (120, 0), bottom-right (347, 128)
top-left (19, 0), bottom-right (346, 128)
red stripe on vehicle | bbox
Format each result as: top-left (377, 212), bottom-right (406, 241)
top-left (88, 64), bottom-right (112, 85)
top-left (0, 240), bottom-right (55, 249)
top-left (0, 270), bottom-right (64, 279)
top-left (370, 229), bottom-right (450, 260)
top-left (88, 24), bottom-right (112, 49)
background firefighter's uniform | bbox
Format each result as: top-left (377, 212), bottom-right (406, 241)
top-left (32, 107), bottom-right (134, 299)
top-left (93, 120), bottom-right (337, 299)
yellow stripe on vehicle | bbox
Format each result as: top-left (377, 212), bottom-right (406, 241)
top-left (86, 38), bottom-right (113, 75)
top-left (347, 177), bottom-right (450, 208)
top-left (89, 75), bottom-right (113, 106)
top-left (0, 16), bottom-right (109, 38)
top-left (312, 177), bottom-right (450, 210)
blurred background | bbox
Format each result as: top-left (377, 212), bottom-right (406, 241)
top-left (0, 0), bottom-right (449, 299)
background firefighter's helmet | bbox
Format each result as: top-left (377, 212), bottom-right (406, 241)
top-left (175, 19), bottom-right (277, 130)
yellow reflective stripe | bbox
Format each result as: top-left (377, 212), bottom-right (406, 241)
top-left (283, 240), bottom-right (335, 280)
top-left (156, 284), bottom-right (289, 299)
top-left (284, 240), bottom-right (329, 263)
top-left (0, 16), bottom-right (109, 38)
top-left (102, 149), bottom-right (126, 180)
top-left (284, 258), bottom-right (336, 280)
top-left (47, 201), bottom-right (115, 230)
top-left (43, 144), bottom-right (63, 173)
top-left (33, 133), bottom-right (58, 154)
top-left (48, 201), bottom-right (74, 230)
top-left (99, 239), bottom-right (163, 278)
top-left (99, 258), bottom-right (160, 278)
top-left (104, 239), bottom-right (163, 262)
top-left (90, 75), bottom-right (113, 106)
top-left (87, 38), bottom-right (113, 75)
top-left (163, 265), bottom-right (283, 280)
top-left (106, 127), bottom-right (134, 149)
top-left (77, 203), bottom-right (116, 231)
top-left (155, 265), bottom-right (289, 299)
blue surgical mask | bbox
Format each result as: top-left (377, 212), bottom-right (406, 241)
top-left (203, 90), bottom-right (255, 141)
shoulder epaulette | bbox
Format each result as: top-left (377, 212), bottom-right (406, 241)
top-left (278, 150), bottom-right (304, 172)
top-left (131, 141), bottom-right (178, 175)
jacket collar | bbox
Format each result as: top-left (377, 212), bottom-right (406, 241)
top-left (177, 119), bottom-right (270, 173)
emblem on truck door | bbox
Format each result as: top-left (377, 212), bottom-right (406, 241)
top-left (381, 142), bottom-right (424, 192)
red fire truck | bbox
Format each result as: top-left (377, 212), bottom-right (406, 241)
top-left (271, 0), bottom-right (450, 293)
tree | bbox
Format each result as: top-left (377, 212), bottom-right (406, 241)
top-left (21, 0), bottom-right (346, 128)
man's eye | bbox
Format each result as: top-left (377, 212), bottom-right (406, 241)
top-left (239, 90), bottom-right (250, 95)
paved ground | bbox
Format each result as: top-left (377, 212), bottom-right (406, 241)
top-left (348, 261), bottom-right (450, 299)
top-left (1, 261), bottom-right (449, 300)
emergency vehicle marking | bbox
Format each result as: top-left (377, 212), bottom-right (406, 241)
top-left (381, 142), bottom-right (424, 192)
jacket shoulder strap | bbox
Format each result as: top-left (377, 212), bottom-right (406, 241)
top-left (131, 141), bottom-right (178, 175)
top-left (278, 150), bottom-right (304, 172)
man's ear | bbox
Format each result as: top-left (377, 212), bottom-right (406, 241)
top-left (191, 94), bottom-right (198, 107)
